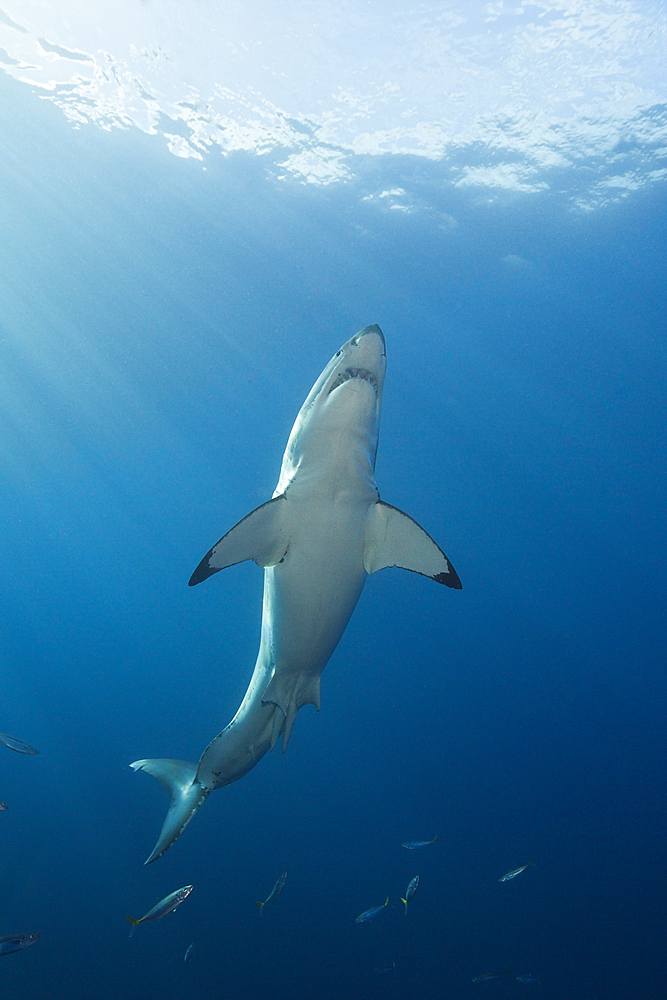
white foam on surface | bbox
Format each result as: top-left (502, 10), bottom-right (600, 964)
top-left (1, 1), bottom-right (666, 208)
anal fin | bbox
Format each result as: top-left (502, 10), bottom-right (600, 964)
top-left (282, 706), bottom-right (298, 753)
top-left (263, 673), bottom-right (321, 752)
top-left (270, 708), bottom-right (285, 751)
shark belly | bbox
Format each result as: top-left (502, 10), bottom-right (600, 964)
top-left (196, 498), bottom-right (369, 788)
top-left (259, 492), bottom-right (370, 736)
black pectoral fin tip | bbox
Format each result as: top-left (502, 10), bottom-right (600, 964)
top-left (188, 555), bottom-right (218, 587)
top-left (434, 562), bottom-right (462, 589)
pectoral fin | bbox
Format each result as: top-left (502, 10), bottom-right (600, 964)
top-left (189, 495), bottom-right (288, 586)
top-left (364, 501), bottom-right (462, 588)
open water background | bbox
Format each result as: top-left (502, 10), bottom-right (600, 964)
top-left (1, 65), bottom-right (666, 1000)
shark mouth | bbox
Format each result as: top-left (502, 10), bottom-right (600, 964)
top-left (328, 367), bottom-right (378, 395)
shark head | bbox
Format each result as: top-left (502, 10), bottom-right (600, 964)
top-left (275, 325), bottom-right (387, 493)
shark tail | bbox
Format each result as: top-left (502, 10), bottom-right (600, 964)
top-left (129, 758), bottom-right (210, 864)
top-left (124, 915), bottom-right (140, 937)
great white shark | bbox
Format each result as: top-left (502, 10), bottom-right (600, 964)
top-left (131, 325), bottom-right (461, 863)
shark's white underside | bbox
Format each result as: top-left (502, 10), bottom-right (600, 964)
top-left (131, 324), bottom-right (461, 863)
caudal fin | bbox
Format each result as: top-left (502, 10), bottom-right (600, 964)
top-left (124, 915), bottom-right (140, 938)
top-left (401, 897), bottom-right (408, 915)
top-left (129, 758), bottom-right (210, 864)
top-left (256, 901), bottom-right (265, 916)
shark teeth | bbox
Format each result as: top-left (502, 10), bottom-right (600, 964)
top-left (328, 367), bottom-right (378, 394)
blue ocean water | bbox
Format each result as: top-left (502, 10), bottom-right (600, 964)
top-left (1, 60), bottom-right (666, 1000)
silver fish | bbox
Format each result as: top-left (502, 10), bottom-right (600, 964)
top-left (355, 897), bottom-right (389, 923)
top-left (0, 933), bottom-right (39, 956)
top-left (124, 885), bottom-right (193, 936)
top-left (401, 875), bottom-right (419, 914)
top-left (0, 733), bottom-right (39, 755)
top-left (401, 835), bottom-right (437, 849)
top-left (472, 966), bottom-right (512, 983)
top-left (499, 861), bottom-right (533, 882)
top-left (257, 870), bottom-right (287, 914)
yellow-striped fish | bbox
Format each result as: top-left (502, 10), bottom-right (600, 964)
top-left (124, 885), bottom-right (193, 936)
top-left (355, 897), bottom-right (389, 923)
top-left (401, 875), bottom-right (419, 914)
top-left (256, 871), bottom-right (287, 914)
top-left (499, 861), bottom-right (533, 882)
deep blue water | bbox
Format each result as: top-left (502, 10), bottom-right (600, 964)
top-left (1, 72), bottom-right (667, 1000)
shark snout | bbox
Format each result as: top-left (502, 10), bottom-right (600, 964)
top-left (352, 324), bottom-right (385, 353)
top-left (325, 325), bottom-right (386, 401)
top-left (347, 325), bottom-right (386, 374)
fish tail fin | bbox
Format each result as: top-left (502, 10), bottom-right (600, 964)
top-left (129, 758), bottom-right (210, 864)
top-left (401, 897), bottom-right (408, 915)
top-left (124, 916), bottom-right (140, 937)
top-left (256, 901), bottom-right (265, 915)
top-left (384, 897), bottom-right (389, 907)
top-left (431, 834), bottom-right (438, 843)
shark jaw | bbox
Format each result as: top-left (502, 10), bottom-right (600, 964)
top-left (275, 325), bottom-right (386, 496)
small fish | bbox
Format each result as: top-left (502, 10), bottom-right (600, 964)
top-left (472, 966), bottom-right (512, 983)
top-left (0, 933), bottom-right (39, 956)
top-left (499, 861), bottom-right (533, 882)
top-left (516, 975), bottom-right (541, 984)
top-left (355, 897), bottom-right (389, 923)
top-left (401, 835), bottom-right (437, 849)
top-left (0, 801), bottom-right (8, 812)
top-left (0, 733), bottom-right (39, 755)
top-left (124, 885), bottom-right (193, 936)
top-left (256, 870), bottom-right (287, 914)
top-left (184, 942), bottom-right (194, 963)
top-left (375, 962), bottom-right (396, 975)
top-left (401, 875), bottom-right (419, 914)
